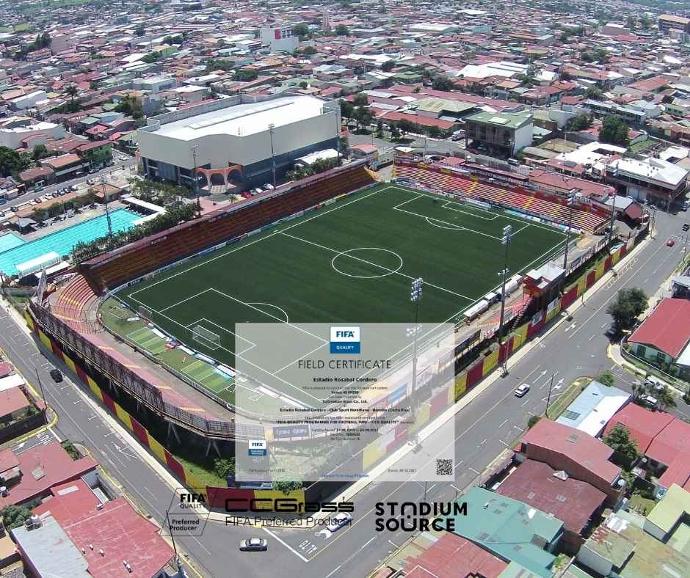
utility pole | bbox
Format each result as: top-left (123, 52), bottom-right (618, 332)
top-left (649, 205), bottom-right (656, 239)
top-left (545, 373), bottom-right (555, 418)
top-left (563, 189), bottom-right (579, 272)
top-left (165, 512), bottom-right (186, 577)
top-left (101, 175), bottom-right (112, 239)
top-left (191, 144), bottom-right (200, 217)
top-left (268, 123), bottom-right (277, 188)
top-left (34, 368), bottom-right (47, 407)
top-left (498, 225), bottom-right (512, 375)
top-left (334, 109), bottom-right (341, 163)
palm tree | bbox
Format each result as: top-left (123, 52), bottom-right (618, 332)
top-left (65, 84), bottom-right (78, 103)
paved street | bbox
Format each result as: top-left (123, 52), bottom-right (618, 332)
top-left (0, 208), bottom-right (686, 578)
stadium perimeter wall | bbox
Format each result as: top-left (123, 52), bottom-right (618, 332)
top-left (24, 230), bottom-right (641, 505)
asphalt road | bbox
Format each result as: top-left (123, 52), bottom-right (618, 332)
top-left (1, 150), bottom-right (135, 211)
top-left (0, 208), bottom-right (686, 578)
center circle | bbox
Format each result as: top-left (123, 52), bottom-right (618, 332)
top-left (331, 247), bottom-right (404, 279)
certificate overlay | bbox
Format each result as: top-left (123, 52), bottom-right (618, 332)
top-left (235, 323), bottom-right (456, 483)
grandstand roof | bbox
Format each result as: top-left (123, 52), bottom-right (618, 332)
top-left (149, 95), bottom-right (328, 141)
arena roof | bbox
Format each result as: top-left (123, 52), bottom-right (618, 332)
top-left (150, 95), bottom-right (329, 141)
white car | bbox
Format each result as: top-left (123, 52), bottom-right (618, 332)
top-left (239, 537), bottom-right (268, 551)
top-left (326, 512), bottom-right (352, 533)
top-left (638, 394), bottom-right (658, 409)
top-left (514, 383), bottom-right (530, 398)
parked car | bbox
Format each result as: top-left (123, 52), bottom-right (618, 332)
top-left (638, 394), bottom-right (659, 409)
top-left (666, 238), bottom-right (675, 247)
top-left (239, 537), bottom-right (268, 551)
top-left (326, 512), bottom-right (352, 533)
top-left (514, 383), bottom-right (531, 398)
top-left (49, 369), bottom-right (63, 383)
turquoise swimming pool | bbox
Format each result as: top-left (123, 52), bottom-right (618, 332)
top-left (0, 209), bottom-right (141, 276)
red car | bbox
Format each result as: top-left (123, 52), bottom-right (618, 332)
top-left (666, 238), bottom-right (675, 247)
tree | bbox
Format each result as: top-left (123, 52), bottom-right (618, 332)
top-left (381, 60), bottom-right (395, 72)
top-left (235, 69), bottom-right (258, 82)
top-left (31, 144), bottom-right (51, 161)
top-left (352, 93), bottom-right (368, 107)
top-left (604, 424), bottom-right (639, 468)
top-left (597, 371), bottom-right (615, 387)
top-left (431, 75), bottom-right (454, 91)
top-left (566, 113), bottom-right (593, 131)
top-left (134, 24), bottom-right (145, 37)
top-left (65, 84), bottom-right (78, 102)
top-left (335, 24), bottom-right (350, 36)
top-left (607, 288), bottom-right (647, 330)
top-left (655, 385), bottom-right (677, 411)
top-left (353, 106), bottom-right (373, 131)
top-left (292, 23), bottom-right (310, 39)
top-left (114, 94), bottom-right (144, 120)
top-left (626, 15), bottom-right (637, 31)
top-left (273, 481), bottom-right (302, 494)
top-left (300, 45), bottom-right (317, 56)
top-left (585, 86), bottom-right (603, 100)
top-left (527, 415), bottom-right (541, 429)
top-left (213, 457), bottom-right (235, 480)
top-left (599, 115), bottom-right (630, 147)
top-left (339, 99), bottom-right (354, 118)
top-left (1, 505), bottom-right (33, 529)
top-left (0, 146), bottom-right (31, 178)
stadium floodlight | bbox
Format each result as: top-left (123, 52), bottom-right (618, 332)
top-left (410, 277), bottom-right (423, 395)
top-left (498, 226), bottom-right (513, 376)
top-left (268, 123), bottom-right (277, 188)
top-left (563, 189), bottom-right (580, 272)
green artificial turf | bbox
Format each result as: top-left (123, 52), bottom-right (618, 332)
top-left (118, 184), bottom-right (566, 374)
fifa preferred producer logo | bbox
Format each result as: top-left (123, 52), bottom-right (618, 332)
top-left (329, 326), bottom-right (361, 354)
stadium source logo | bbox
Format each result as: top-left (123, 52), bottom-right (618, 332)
top-left (330, 326), bottom-right (361, 354)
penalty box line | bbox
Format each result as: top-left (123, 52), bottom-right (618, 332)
top-left (186, 317), bottom-right (256, 356)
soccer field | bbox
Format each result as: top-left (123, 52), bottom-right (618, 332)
top-left (119, 184), bottom-right (566, 374)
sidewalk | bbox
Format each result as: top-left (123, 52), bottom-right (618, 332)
top-left (608, 343), bottom-right (686, 397)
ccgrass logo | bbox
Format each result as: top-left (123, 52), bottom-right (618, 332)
top-left (329, 326), bottom-right (361, 354)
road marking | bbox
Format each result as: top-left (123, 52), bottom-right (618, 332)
top-left (325, 565), bottom-right (342, 578)
top-left (263, 527), bottom-right (310, 563)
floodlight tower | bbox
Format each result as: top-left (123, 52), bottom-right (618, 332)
top-left (410, 277), bottom-right (423, 395)
top-left (498, 224), bottom-right (513, 375)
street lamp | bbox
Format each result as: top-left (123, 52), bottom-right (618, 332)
top-left (562, 189), bottom-right (579, 272)
top-left (268, 123), bottom-right (277, 188)
top-left (498, 225), bottom-right (512, 375)
top-left (191, 144), bottom-right (200, 217)
top-left (410, 278), bottom-right (423, 395)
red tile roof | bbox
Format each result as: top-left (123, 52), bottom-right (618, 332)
top-left (521, 419), bottom-right (620, 484)
top-left (603, 403), bottom-right (674, 453)
top-left (0, 387), bottom-right (30, 418)
top-left (0, 362), bottom-right (12, 378)
top-left (403, 533), bottom-right (507, 578)
top-left (628, 298), bottom-right (690, 358)
top-left (497, 459), bottom-right (606, 534)
top-left (0, 442), bottom-right (97, 508)
top-left (35, 480), bottom-right (174, 578)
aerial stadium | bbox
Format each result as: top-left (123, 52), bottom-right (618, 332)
top-left (24, 95), bottom-right (639, 501)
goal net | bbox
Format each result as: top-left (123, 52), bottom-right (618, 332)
top-left (192, 324), bottom-right (221, 350)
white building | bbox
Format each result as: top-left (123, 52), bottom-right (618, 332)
top-left (10, 90), bottom-right (48, 111)
top-left (138, 95), bottom-right (340, 190)
top-left (0, 117), bottom-right (65, 150)
top-left (606, 157), bottom-right (688, 207)
top-left (259, 26), bottom-right (298, 54)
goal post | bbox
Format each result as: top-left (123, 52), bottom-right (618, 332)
top-left (192, 324), bottom-right (221, 350)
top-left (138, 305), bottom-right (153, 321)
